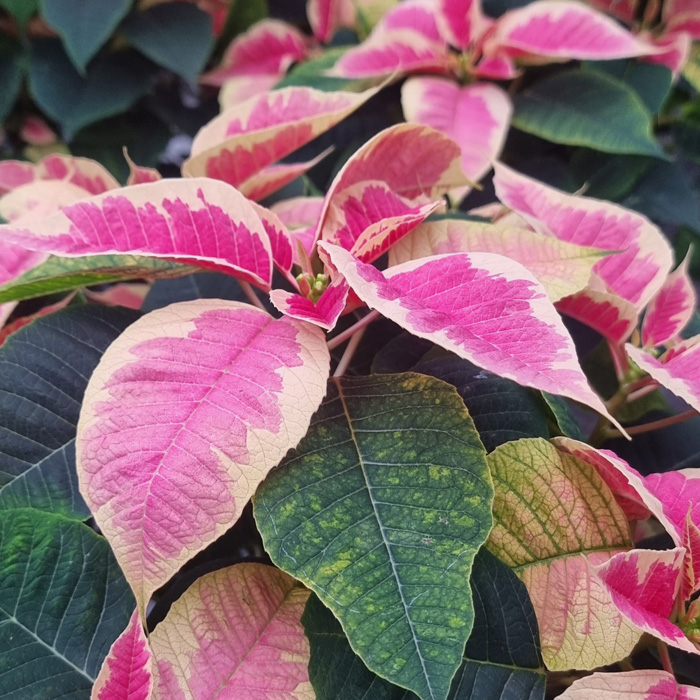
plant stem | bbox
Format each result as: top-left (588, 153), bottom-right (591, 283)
top-left (657, 641), bottom-right (675, 677)
top-left (333, 327), bottom-right (366, 377)
top-left (327, 310), bottom-right (380, 350)
top-left (239, 281), bottom-right (266, 311)
top-left (605, 409), bottom-right (698, 439)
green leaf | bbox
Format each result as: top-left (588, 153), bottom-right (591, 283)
top-left (0, 0), bottom-right (39, 26)
top-left (40, 0), bottom-right (131, 73)
top-left (302, 549), bottom-right (545, 700)
top-left (216, 0), bottom-right (267, 57)
top-left (673, 108), bottom-right (700, 165)
top-left (254, 374), bottom-right (494, 700)
top-left (0, 306), bottom-right (139, 518)
top-left (0, 38), bottom-right (24, 123)
top-left (622, 160), bottom-right (700, 229)
top-left (415, 356), bottom-right (549, 452)
top-left (540, 393), bottom-right (585, 441)
top-left (683, 44), bottom-right (700, 92)
top-left (0, 509), bottom-right (134, 698)
top-left (371, 331), bottom-right (434, 374)
top-left (569, 150), bottom-right (653, 201)
top-left (512, 69), bottom-right (664, 157)
top-left (121, 3), bottom-right (214, 85)
top-left (277, 46), bottom-right (367, 91)
top-left (29, 39), bottom-right (153, 140)
top-left (142, 271), bottom-right (248, 311)
top-left (0, 254), bottom-right (195, 304)
top-left (583, 59), bottom-right (672, 115)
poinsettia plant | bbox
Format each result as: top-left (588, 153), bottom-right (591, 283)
top-left (1, 0), bottom-right (700, 699)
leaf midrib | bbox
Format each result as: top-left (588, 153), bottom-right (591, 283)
top-left (334, 379), bottom-right (436, 700)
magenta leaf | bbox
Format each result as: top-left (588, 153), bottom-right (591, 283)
top-left (270, 278), bottom-right (349, 330)
top-left (321, 241), bottom-right (623, 428)
top-left (556, 289), bottom-right (638, 344)
top-left (401, 78), bottom-right (512, 184)
top-left (560, 671), bottom-right (700, 699)
top-left (493, 163), bottom-right (673, 309)
top-left (0, 179), bottom-right (276, 289)
top-left (91, 610), bottom-right (152, 700)
top-left (76, 300), bottom-right (330, 613)
top-left (436, 0), bottom-right (484, 50)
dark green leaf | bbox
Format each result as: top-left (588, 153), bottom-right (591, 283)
top-left (370, 331), bottom-right (434, 374)
top-left (622, 160), bottom-right (700, 229)
top-left (255, 374), bottom-right (494, 700)
top-left (540, 393), bottom-right (585, 441)
top-left (415, 356), bottom-right (549, 452)
top-left (569, 150), bottom-right (653, 201)
top-left (584, 60), bottom-right (672, 114)
top-left (121, 3), bottom-right (214, 84)
top-left (302, 550), bottom-right (545, 700)
top-left (0, 306), bottom-right (139, 518)
top-left (673, 109), bottom-right (700, 164)
top-left (0, 0), bottom-right (39, 26)
top-left (0, 509), bottom-right (134, 699)
top-left (0, 254), bottom-right (195, 304)
top-left (29, 39), bottom-right (153, 139)
top-left (216, 0), bottom-right (268, 55)
top-left (143, 271), bottom-right (248, 311)
top-left (512, 69), bottom-right (664, 157)
top-left (40, 0), bottom-right (131, 72)
top-left (0, 39), bottom-right (24, 123)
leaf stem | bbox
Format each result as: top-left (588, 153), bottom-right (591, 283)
top-left (239, 281), bottom-right (266, 311)
top-left (327, 310), bottom-right (380, 350)
top-left (605, 409), bottom-right (698, 439)
top-left (333, 327), bottom-right (366, 377)
top-left (657, 641), bottom-right (675, 677)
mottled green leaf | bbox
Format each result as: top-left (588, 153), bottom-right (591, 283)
top-left (415, 356), bottom-right (549, 452)
top-left (0, 253), bottom-right (195, 304)
top-left (0, 508), bottom-right (134, 699)
top-left (255, 374), bottom-right (494, 700)
top-left (40, 0), bottom-right (131, 72)
top-left (29, 39), bottom-right (153, 139)
top-left (303, 549), bottom-right (545, 700)
top-left (512, 69), bottom-right (663, 157)
top-left (121, 3), bottom-right (214, 84)
top-left (0, 306), bottom-right (139, 518)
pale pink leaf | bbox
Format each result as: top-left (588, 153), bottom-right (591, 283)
top-left (487, 438), bottom-right (638, 670)
top-left (271, 196), bottom-right (325, 231)
top-left (270, 278), bottom-right (349, 330)
top-left (219, 74), bottom-right (282, 110)
top-left (0, 179), bottom-right (275, 289)
top-left (321, 181), bottom-right (443, 262)
top-left (436, 0), bottom-right (484, 49)
top-left (316, 123), bottom-right (469, 249)
top-left (0, 161), bottom-right (36, 194)
top-left (307, 0), bottom-right (355, 42)
top-left (556, 289), bottom-right (638, 344)
top-left (388, 217), bottom-right (605, 302)
top-left (91, 610), bottom-right (152, 700)
top-left (77, 300), bottom-right (330, 613)
top-left (401, 78), bottom-right (512, 184)
top-left (330, 30), bottom-right (451, 78)
top-left (491, 0), bottom-right (655, 60)
top-left (642, 253), bottom-right (697, 348)
top-left (150, 563), bottom-right (313, 700)
top-left (0, 180), bottom-right (91, 223)
top-left (559, 670), bottom-right (700, 699)
top-left (373, 0), bottom-right (444, 42)
top-left (626, 342), bottom-right (700, 414)
top-left (184, 86), bottom-right (376, 191)
top-left (124, 150), bottom-right (162, 186)
top-left (321, 241), bottom-right (624, 429)
top-left (553, 438), bottom-right (672, 528)
top-left (37, 154), bottom-right (120, 195)
top-left (238, 147), bottom-right (334, 202)
top-left (201, 19), bottom-right (308, 86)
top-left (592, 548), bottom-right (699, 655)
top-left (493, 163), bottom-right (673, 309)
top-left (20, 115), bottom-right (57, 146)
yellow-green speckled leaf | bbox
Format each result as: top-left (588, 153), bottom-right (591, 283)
top-left (486, 438), bottom-right (637, 672)
top-left (253, 373), bottom-right (494, 700)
